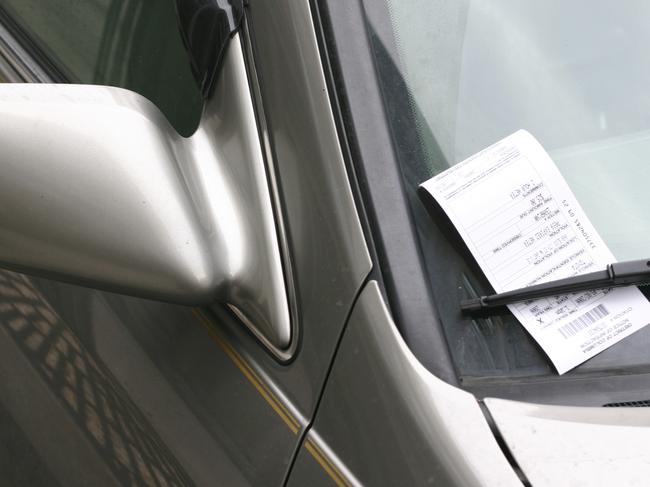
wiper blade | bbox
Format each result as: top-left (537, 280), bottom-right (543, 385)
top-left (461, 258), bottom-right (650, 314)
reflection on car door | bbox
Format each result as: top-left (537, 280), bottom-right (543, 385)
top-left (0, 0), bottom-right (372, 485)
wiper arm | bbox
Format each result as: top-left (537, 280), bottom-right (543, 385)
top-left (461, 258), bottom-right (650, 314)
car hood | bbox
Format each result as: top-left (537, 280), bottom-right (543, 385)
top-left (484, 398), bottom-right (650, 487)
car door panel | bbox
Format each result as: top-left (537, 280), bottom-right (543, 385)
top-left (27, 273), bottom-right (291, 485)
top-left (0, 270), bottom-right (194, 486)
top-left (0, 0), bottom-right (372, 485)
top-left (292, 281), bottom-right (521, 486)
top-left (221, 0), bottom-right (372, 418)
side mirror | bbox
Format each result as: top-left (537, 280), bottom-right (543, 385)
top-left (0, 37), bottom-right (291, 350)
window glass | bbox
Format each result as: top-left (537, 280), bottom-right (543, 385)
top-left (366, 0), bottom-right (650, 378)
top-left (0, 0), bottom-right (203, 136)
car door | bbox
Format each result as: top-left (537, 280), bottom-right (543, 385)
top-left (0, 0), bottom-right (371, 485)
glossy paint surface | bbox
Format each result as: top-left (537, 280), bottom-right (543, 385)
top-left (0, 36), bottom-right (299, 485)
top-left (0, 267), bottom-right (306, 485)
top-left (0, 272), bottom-right (195, 486)
top-left (301, 281), bottom-right (521, 486)
top-left (288, 430), bottom-right (362, 487)
top-left (0, 37), bottom-right (291, 350)
top-left (0, 84), bottom-right (213, 300)
top-left (486, 398), bottom-right (650, 487)
top-left (0, 0), bottom-right (372, 484)
top-left (220, 0), bottom-right (372, 417)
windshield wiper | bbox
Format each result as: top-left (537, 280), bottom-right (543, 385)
top-left (461, 258), bottom-right (650, 314)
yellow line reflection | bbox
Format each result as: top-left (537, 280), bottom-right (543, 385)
top-left (192, 309), bottom-right (300, 434)
top-left (305, 438), bottom-right (350, 487)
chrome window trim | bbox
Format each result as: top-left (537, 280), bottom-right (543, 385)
top-left (236, 17), bottom-right (301, 361)
top-left (0, 7), bottom-right (63, 83)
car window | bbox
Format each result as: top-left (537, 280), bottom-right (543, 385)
top-left (366, 0), bottom-right (650, 379)
top-left (0, 0), bottom-right (203, 136)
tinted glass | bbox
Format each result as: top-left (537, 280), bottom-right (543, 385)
top-left (0, 0), bottom-right (203, 136)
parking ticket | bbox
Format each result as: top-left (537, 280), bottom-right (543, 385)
top-left (421, 130), bottom-right (650, 373)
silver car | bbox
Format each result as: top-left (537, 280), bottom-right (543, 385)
top-left (0, 0), bottom-right (648, 485)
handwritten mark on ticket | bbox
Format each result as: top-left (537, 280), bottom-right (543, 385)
top-left (421, 130), bottom-right (650, 374)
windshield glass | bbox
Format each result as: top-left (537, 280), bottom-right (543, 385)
top-left (366, 0), bottom-right (650, 383)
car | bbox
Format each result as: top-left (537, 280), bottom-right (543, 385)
top-left (0, 0), bottom-right (649, 486)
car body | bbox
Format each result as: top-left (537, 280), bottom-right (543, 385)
top-left (0, 1), bottom-right (649, 486)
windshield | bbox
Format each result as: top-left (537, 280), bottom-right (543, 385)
top-left (365, 0), bottom-right (650, 385)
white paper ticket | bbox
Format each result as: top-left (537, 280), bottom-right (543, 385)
top-left (421, 130), bottom-right (650, 374)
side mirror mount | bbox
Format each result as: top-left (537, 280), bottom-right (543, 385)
top-left (0, 36), bottom-right (292, 351)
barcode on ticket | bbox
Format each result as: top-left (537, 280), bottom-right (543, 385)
top-left (558, 304), bottom-right (609, 339)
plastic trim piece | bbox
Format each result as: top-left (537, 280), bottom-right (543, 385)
top-left (0, 6), bottom-right (65, 83)
top-left (175, 0), bottom-right (244, 98)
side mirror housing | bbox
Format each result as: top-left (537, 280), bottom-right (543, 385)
top-left (0, 38), bottom-right (291, 350)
